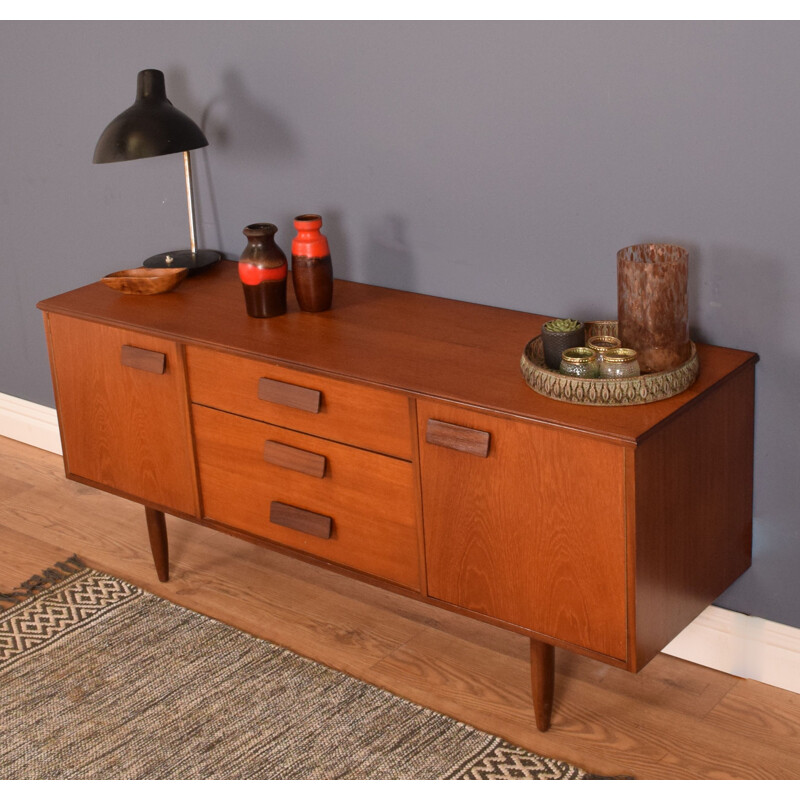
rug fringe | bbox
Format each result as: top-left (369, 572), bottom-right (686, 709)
top-left (0, 555), bottom-right (86, 610)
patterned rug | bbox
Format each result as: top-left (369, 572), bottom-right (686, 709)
top-left (0, 557), bottom-right (613, 780)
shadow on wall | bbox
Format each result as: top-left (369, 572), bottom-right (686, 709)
top-left (169, 68), bottom-right (300, 257)
top-left (694, 245), bottom-right (800, 625)
top-left (286, 211), bottom-right (418, 291)
top-left (312, 209), bottom-right (352, 282)
top-left (158, 68), bottom-right (224, 254)
top-left (694, 244), bottom-right (796, 502)
top-left (198, 205), bottom-right (420, 292)
top-left (200, 70), bottom-right (298, 160)
top-left (361, 215), bottom-right (418, 291)
top-left (692, 246), bottom-right (783, 352)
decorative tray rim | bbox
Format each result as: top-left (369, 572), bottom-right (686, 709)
top-left (520, 328), bottom-right (699, 407)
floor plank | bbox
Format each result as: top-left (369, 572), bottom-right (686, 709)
top-left (705, 679), bottom-right (800, 756)
top-left (2, 434), bottom-right (799, 779)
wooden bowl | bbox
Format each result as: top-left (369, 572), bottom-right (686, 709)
top-left (102, 267), bottom-right (188, 295)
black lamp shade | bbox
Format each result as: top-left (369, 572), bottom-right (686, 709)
top-left (93, 69), bottom-right (208, 163)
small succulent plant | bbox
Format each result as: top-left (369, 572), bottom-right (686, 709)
top-left (544, 318), bottom-right (582, 333)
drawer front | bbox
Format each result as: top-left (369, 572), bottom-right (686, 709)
top-left (185, 346), bottom-right (412, 460)
top-left (417, 399), bottom-right (628, 661)
top-left (45, 314), bottom-right (199, 516)
top-left (192, 405), bottom-right (420, 590)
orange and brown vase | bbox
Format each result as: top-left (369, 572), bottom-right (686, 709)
top-left (617, 243), bottom-right (690, 373)
top-left (291, 214), bottom-right (333, 312)
top-left (238, 223), bottom-right (288, 318)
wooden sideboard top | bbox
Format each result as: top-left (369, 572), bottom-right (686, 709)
top-left (38, 261), bottom-right (757, 444)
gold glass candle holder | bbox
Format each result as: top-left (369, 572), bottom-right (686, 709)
top-left (587, 335), bottom-right (622, 364)
top-left (559, 347), bottom-right (599, 378)
top-left (599, 347), bottom-right (641, 379)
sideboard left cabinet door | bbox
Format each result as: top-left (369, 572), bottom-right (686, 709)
top-left (44, 313), bottom-right (199, 517)
top-left (417, 398), bottom-right (628, 662)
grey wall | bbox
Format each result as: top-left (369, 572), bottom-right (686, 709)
top-left (2, 21), bottom-right (798, 628)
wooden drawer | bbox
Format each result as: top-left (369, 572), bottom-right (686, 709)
top-left (186, 346), bottom-right (412, 460)
top-left (192, 404), bottom-right (420, 590)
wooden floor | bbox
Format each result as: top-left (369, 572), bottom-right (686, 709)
top-left (2, 435), bottom-right (799, 780)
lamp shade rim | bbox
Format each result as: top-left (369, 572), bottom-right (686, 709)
top-left (93, 110), bottom-right (208, 163)
top-left (92, 69), bottom-right (209, 163)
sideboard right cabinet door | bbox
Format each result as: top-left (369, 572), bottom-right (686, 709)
top-left (417, 399), bottom-right (628, 662)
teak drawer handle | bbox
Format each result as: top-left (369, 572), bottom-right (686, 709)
top-left (258, 377), bottom-right (322, 413)
top-left (426, 419), bottom-right (491, 458)
top-left (120, 345), bottom-right (166, 375)
top-left (270, 501), bottom-right (332, 539)
top-left (263, 440), bottom-right (327, 478)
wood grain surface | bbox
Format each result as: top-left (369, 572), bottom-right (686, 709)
top-left (37, 269), bottom-right (759, 738)
top-left (630, 366), bottom-right (756, 669)
top-left (257, 376), bottom-right (322, 414)
top-left (270, 501), bottom-right (333, 539)
top-left (417, 398), bottom-right (628, 662)
top-left (263, 439), bottom-right (327, 478)
top-left (37, 261), bottom-right (758, 445)
top-left (2, 437), bottom-right (797, 780)
top-left (120, 344), bottom-right (166, 374)
top-left (44, 314), bottom-right (199, 516)
top-left (192, 404), bottom-right (420, 590)
top-left (425, 418), bottom-right (491, 458)
top-left (186, 343), bottom-right (413, 460)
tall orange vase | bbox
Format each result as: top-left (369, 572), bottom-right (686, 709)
top-left (291, 214), bottom-right (333, 312)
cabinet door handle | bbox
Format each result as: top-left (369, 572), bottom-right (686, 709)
top-left (426, 419), bottom-right (490, 458)
top-left (263, 440), bottom-right (327, 478)
top-left (258, 377), bottom-right (322, 413)
top-left (270, 501), bottom-right (332, 539)
top-left (120, 345), bottom-right (166, 375)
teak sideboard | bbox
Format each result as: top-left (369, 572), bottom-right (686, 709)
top-left (38, 262), bottom-right (757, 731)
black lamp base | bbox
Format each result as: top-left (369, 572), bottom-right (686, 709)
top-left (143, 249), bottom-right (222, 271)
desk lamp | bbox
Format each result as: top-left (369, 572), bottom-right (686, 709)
top-left (93, 68), bottom-right (221, 270)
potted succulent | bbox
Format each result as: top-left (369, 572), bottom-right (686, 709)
top-left (541, 318), bottom-right (585, 370)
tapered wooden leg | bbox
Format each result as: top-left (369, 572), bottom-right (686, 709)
top-left (530, 639), bottom-right (555, 732)
top-left (144, 507), bottom-right (169, 582)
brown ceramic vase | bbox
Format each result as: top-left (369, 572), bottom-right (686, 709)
top-left (238, 223), bottom-right (288, 318)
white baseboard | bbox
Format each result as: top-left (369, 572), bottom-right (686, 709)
top-left (663, 605), bottom-right (800, 694)
top-left (1, 393), bottom-right (798, 694)
top-left (0, 391), bottom-right (62, 455)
